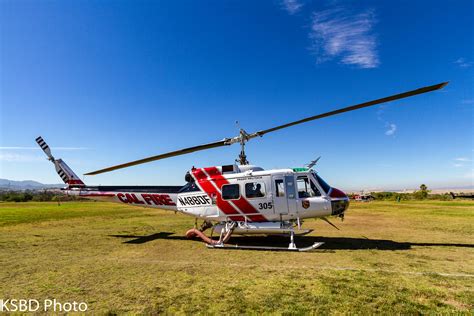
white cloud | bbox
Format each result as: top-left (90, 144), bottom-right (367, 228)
top-left (452, 157), bottom-right (473, 169)
top-left (0, 147), bottom-right (88, 150)
top-left (454, 57), bottom-right (472, 68)
top-left (377, 106), bottom-right (397, 136)
top-left (385, 123), bottom-right (397, 136)
top-left (282, 0), bottom-right (303, 15)
top-left (309, 7), bottom-right (379, 68)
top-left (0, 152), bottom-right (44, 162)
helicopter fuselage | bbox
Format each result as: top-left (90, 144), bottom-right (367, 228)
top-left (67, 165), bottom-right (349, 222)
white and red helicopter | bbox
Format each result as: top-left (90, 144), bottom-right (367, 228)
top-left (37, 82), bottom-right (447, 251)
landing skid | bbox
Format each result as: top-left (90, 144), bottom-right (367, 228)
top-left (206, 242), bottom-right (324, 252)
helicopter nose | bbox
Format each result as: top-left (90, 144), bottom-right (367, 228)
top-left (329, 187), bottom-right (349, 216)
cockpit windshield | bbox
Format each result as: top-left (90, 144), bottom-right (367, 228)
top-left (312, 172), bottom-right (331, 193)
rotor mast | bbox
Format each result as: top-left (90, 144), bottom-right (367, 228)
top-left (238, 129), bottom-right (250, 165)
top-left (224, 128), bottom-right (254, 165)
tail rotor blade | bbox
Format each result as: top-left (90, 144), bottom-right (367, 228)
top-left (35, 136), bottom-right (54, 161)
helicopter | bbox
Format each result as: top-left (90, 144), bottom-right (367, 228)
top-left (37, 82), bottom-right (447, 251)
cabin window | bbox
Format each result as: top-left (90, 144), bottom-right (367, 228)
top-left (222, 184), bottom-right (240, 200)
top-left (275, 179), bottom-right (285, 197)
top-left (245, 182), bottom-right (266, 198)
top-left (297, 176), bottom-right (321, 198)
top-left (285, 176), bottom-right (296, 199)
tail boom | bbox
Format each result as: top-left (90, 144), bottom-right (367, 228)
top-left (66, 186), bottom-right (180, 211)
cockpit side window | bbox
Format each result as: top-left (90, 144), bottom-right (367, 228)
top-left (296, 176), bottom-right (321, 198)
top-left (310, 179), bottom-right (322, 197)
top-left (275, 179), bottom-right (285, 197)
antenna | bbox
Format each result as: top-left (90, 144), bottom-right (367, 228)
top-left (306, 156), bottom-right (321, 169)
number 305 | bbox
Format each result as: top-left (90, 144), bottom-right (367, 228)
top-left (258, 202), bottom-right (273, 209)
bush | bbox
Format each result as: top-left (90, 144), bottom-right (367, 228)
top-left (0, 191), bottom-right (34, 202)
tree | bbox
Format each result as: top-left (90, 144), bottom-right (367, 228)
top-left (414, 184), bottom-right (430, 200)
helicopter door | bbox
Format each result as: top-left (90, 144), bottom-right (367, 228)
top-left (272, 178), bottom-right (288, 214)
top-left (272, 176), bottom-right (297, 215)
top-left (285, 175), bottom-right (297, 214)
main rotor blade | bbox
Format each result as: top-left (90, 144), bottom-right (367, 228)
top-left (85, 140), bottom-right (229, 175)
top-left (252, 82), bottom-right (448, 137)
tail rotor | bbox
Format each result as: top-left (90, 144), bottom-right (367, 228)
top-left (36, 136), bottom-right (54, 161)
top-left (36, 136), bottom-right (85, 187)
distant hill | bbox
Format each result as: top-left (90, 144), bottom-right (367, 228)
top-left (0, 179), bottom-right (64, 190)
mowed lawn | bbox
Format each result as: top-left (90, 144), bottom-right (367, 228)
top-left (0, 200), bottom-right (473, 314)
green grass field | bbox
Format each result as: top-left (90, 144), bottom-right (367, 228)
top-left (0, 200), bottom-right (473, 314)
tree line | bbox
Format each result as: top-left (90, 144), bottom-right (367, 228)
top-left (348, 184), bottom-right (455, 201)
top-left (0, 190), bottom-right (85, 202)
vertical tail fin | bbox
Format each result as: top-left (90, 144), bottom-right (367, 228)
top-left (36, 136), bottom-right (85, 187)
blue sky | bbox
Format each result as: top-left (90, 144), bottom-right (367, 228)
top-left (0, 0), bottom-right (473, 190)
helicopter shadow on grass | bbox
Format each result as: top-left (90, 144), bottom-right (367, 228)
top-left (109, 233), bottom-right (474, 250)
top-left (109, 232), bottom-right (188, 244)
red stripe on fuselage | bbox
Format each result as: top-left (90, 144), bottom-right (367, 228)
top-left (203, 167), bottom-right (267, 222)
top-left (192, 168), bottom-right (207, 181)
top-left (192, 168), bottom-right (245, 221)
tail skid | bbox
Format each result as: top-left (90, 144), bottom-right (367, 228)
top-left (36, 136), bottom-right (85, 188)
